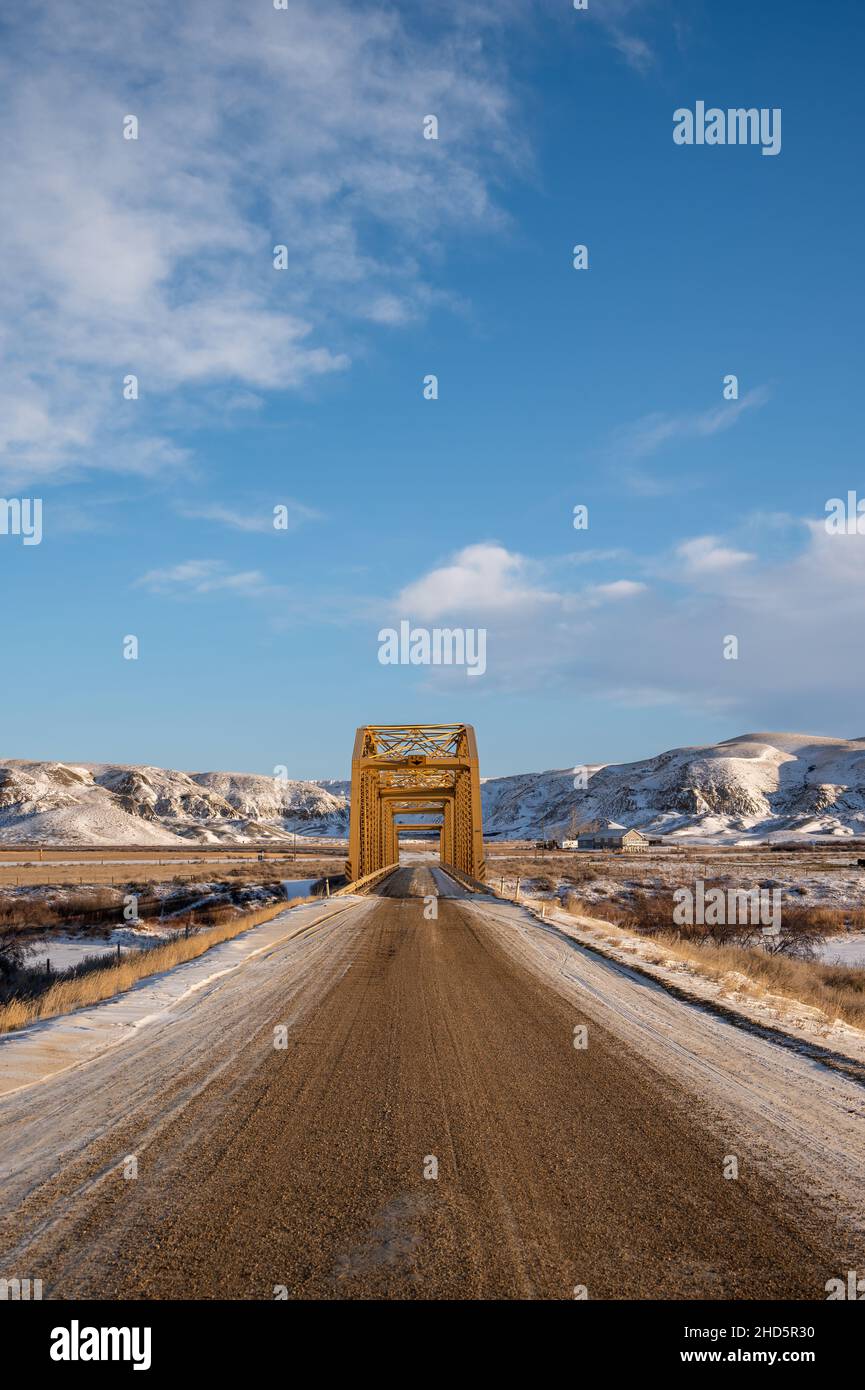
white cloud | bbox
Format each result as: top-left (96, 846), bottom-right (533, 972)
top-left (379, 520), bottom-right (865, 729)
top-left (391, 542), bottom-right (649, 626)
top-left (588, 579), bottom-right (647, 599)
top-left (395, 543), bottom-right (557, 619)
top-left (677, 536), bottom-right (754, 574)
top-left (0, 1), bottom-right (520, 486)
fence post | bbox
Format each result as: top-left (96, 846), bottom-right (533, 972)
top-left (515, 877), bottom-right (521, 901)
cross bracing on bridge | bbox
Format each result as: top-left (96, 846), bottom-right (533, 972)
top-left (360, 725), bottom-right (466, 759)
top-left (346, 724), bottom-right (485, 882)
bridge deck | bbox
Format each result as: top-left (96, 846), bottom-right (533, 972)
top-left (371, 864), bottom-right (474, 898)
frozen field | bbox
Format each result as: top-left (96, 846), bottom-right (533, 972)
top-left (492, 845), bottom-right (865, 913)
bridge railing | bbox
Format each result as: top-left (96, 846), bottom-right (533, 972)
top-left (438, 863), bottom-right (488, 894)
top-left (334, 862), bottom-right (400, 896)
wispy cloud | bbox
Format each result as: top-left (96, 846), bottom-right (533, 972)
top-left (608, 32), bottom-right (655, 73)
top-left (612, 388), bottom-right (770, 463)
top-left (179, 500), bottom-right (323, 534)
top-left (135, 560), bottom-right (279, 598)
top-left (592, 0), bottom-right (658, 72)
top-left (0, 0), bottom-right (520, 487)
top-left (557, 547), bottom-right (630, 567)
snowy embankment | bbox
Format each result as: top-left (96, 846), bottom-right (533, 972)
top-left (509, 893), bottom-right (865, 1064)
top-left (0, 895), bottom-right (367, 1096)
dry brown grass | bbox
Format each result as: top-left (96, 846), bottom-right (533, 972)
top-left (650, 931), bottom-right (865, 1031)
top-left (490, 855), bottom-right (597, 888)
top-left (564, 892), bottom-right (630, 925)
top-left (560, 897), bottom-right (865, 1032)
top-left (0, 896), bottom-right (310, 1036)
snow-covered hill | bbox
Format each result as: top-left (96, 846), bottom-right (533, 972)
top-left (3, 733), bottom-right (865, 845)
top-left (0, 762), bottom-right (348, 845)
top-left (481, 733), bottom-right (865, 842)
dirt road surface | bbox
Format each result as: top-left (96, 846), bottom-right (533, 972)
top-left (0, 866), bottom-right (862, 1299)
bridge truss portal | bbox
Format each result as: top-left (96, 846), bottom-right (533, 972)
top-left (346, 724), bottom-right (485, 883)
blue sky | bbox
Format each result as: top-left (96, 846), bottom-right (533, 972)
top-left (2, 0), bottom-right (864, 778)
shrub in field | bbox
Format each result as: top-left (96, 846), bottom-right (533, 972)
top-left (591, 887), bottom-right (840, 961)
top-left (564, 893), bottom-right (634, 927)
top-left (561, 863), bottom-right (597, 886)
top-left (532, 873), bottom-right (556, 893)
top-left (0, 895), bottom-right (61, 929)
top-left (0, 927), bottom-right (34, 984)
top-left (760, 905), bottom-right (838, 960)
top-left (626, 891), bottom-right (680, 936)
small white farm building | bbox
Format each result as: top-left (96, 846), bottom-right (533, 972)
top-left (570, 822), bottom-right (649, 852)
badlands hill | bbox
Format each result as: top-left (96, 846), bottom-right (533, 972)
top-left (1, 733), bottom-right (864, 844)
top-left (0, 762), bottom-right (348, 845)
top-left (480, 732), bottom-right (865, 842)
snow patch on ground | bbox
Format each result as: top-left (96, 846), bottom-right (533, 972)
top-left (817, 932), bottom-right (865, 967)
top-left (533, 903), bottom-right (865, 1064)
top-left (0, 895), bottom-right (366, 1096)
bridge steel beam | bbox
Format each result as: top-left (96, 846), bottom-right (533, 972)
top-left (346, 724), bottom-right (485, 882)
top-left (383, 795), bottom-right (458, 806)
top-left (442, 797), bottom-right (454, 866)
top-left (382, 802), bottom-right (398, 867)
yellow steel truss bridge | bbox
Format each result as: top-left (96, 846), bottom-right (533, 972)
top-left (346, 723), bottom-right (485, 883)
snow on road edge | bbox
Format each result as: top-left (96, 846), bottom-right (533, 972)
top-left (544, 903), bottom-right (865, 1065)
top-left (0, 896), bottom-right (365, 1096)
